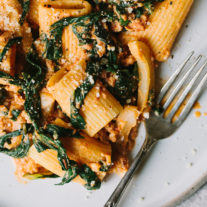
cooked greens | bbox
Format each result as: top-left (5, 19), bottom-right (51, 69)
top-left (93, 0), bottom-right (164, 26)
top-left (23, 46), bottom-right (46, 129)
top-left (0, 124), bottom-right (33, 158)
top-left (79, 165), bottom-right (101, 190)
top-left (0, 44), bottom-right (100, 187)
top-left (45, 124), bottom-right (83, 139)
top-left (70, 56), bottom-right (100, 129)
top-left (37, 130), bottom-right (100, 188)
top-left (11, 109), bottom-right (21, 121)
top-left (0, 0), bottom-right (163, 189)
top-left (0, 41), bottom-right (100, 188)
top-left (44, 12), bottom-right (120, 129)
top-left (107, 65), bottom-right (138, 105)
top-left (99, 161), bottom-right (111, 172)
top-left (19, 0), bottom-right (30, 25)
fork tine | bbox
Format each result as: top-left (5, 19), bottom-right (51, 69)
top-left (162, 55), bottom-right (202, 111)
top-left (157, 51), bottom-right (194, 104)
top-left (167, 60), bottom-right (207, 121)
top-left (176, 69), bottom-right (207, 126)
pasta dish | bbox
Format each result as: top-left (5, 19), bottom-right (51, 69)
top-left (0, 0), bottom-right (193, 189)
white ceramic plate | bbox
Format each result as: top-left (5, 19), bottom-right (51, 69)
top-left (1, 1), bottom-right (207, 207)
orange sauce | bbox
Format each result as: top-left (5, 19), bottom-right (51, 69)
top-left (163, 92), bottom-right (203, 121)
top-left (194, 111), bottom-right (201, 118)
top-left (193, 101), bottom-right (201, 109)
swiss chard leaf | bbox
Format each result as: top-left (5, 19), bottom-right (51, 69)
top-left (56, 160), bottom-right (79, 185)
top-left (79, 165), bottom-right (101, 190)
top-left (99, 161), bottom-right (111, 172)
top-left (0, 44), bottom-right (45, 130)
top-left (37, 130), bottom-right (73, 171)
top-left (11, 109), bottom-right (21, 121)
top-left (36, 131), bottom-right (82, 186)
top-left (70, 104), bottom-right (86, 129)
top-left (0, 134), bottom-right (30, 158)
top-left (23, 46), bottom-right (46, 129)
top-left (70, 62), bottom-right (98, 129)
top-left (0, 40), bottom-right (99, 188)
top-left (0, 130), bottom-right (23, 147)
top-left (0, 71), bottom-right (22, 86)
top-left (32, 134), bottom-right (49, 153)
top-left (19, 0), bottom-right (30, 25)
top-left (70, 55), bottom-right (104, 129)
top-left (46, 124), bottom-right (83, 139)
top-left (106, 63), bottom-right (138, 105)
top-left (0, 127), bottom-right (31, 158)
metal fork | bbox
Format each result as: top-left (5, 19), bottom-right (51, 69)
top-left (104, 51), bottom-right (207, 207)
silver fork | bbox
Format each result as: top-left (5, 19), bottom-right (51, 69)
top-left (104, 51), bottom-right (207, 207)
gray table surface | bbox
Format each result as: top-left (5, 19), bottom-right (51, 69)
top-left (177, 184), bottom-right (207, 207)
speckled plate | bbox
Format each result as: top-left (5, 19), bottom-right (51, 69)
top-left (1, 1), bottom-right (207, 207)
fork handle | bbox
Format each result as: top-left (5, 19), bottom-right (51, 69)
top-left (104, 135), bottom-right (156, 207)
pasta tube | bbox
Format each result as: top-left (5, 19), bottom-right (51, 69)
top-left (0, 0), bottom-right (22, 32)
top-left (28, 131), bottom-right (112, 181)
top-left (0, 0), bottom-right (33, 53)
top-left (39, 0), bottom-right (92, 34)
top-left (128, 41), bottom-right (154, 112)
top-left (29, 0), bottom-right (51, 27)
top-left (62, 25), bottom-right (88, 63)
top-left (39, 1), bottom-right (91, 62)
top-left (121, 0), bottom-right (194, 61)
top-left (62, 135), bottom-right (111, 166)
top-left (117, 106), bottom-right (140, 144)
top-left (29, 145), bottom-right (65, 177)
top-left (47, 61), bottom-right (123, 137)
top-left (28, 145), bottom-right (85, 184)
top-left (28, 0), bottom-right (42, 27)
top-left (52, 118), bottom-right (112, 165)
top-left (40, 92), bottom-right (55, 116)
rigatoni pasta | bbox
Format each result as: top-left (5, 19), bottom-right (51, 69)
top-left (40, 92), bottom-right (55, 116)
top-left (0, 0), bottom-right (22, 32)
top-left (28, 0), bottom-right (43, 27)
top-left (29, 0), bottom-right (92, 27)
top-left (39, 1), bottom-right (91, 62)
top-left (47, 61), bottom-right (123, 137)
top-left (29, 146), bottom-right (65, 177)
top-left (29, 133), bottom-right (112, 175)
top-left (39, 0), bottom-right (92, 34)
top-left (29, 117), bottom-right (111, 182)
top-left (117, 106), bottom-right (140, 145)
top-left (80, 81), bottom-right (123, 137)
top-left (0, 0), bottom-right (193, 190)
top-left (28, 145), bottom-right (106, 184)
top-left (121, 0), bottom-right (194, 61)
top-left (62, 25), bottom-right (88, 62)
top-left (128, 40), bottom-right (154, 112)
